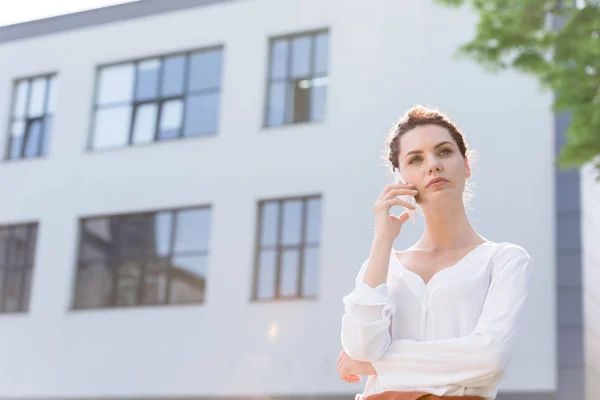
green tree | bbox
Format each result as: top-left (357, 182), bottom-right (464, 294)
top-left (436, 0), bottom-right (600, 179)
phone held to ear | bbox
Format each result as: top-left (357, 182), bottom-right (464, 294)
top-left (393, 168), bottom-right (416, 222)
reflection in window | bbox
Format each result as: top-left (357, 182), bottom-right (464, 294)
top-left (253, 196), bottom-right (322, 300)
top-left (90, 47), bottom-right (223, 150)
top-left (265, 31), bottom-right (329, 127)
top-left (7, 75), bottom-right (56, 160)
top-left (0, 223), bottom-right (38, 313)
top-left (73, 207), bottom-right (211, 309)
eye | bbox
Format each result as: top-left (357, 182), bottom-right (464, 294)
top-left (440, 148), bottom-right (452, 156)
top-left (409, 156), bottom-right (422, 164)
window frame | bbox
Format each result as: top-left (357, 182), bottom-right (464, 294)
top-left (251, 195), bottom-right (322, 302)
top-left (70, 205), bottom-right (211, 310)
top-left (263, 28), bottom-right (330, 128)
top-left (0, 222), bottom-right (38, 314)
top-left (5, 73), bottom-right (56, 161)
top-left (87, 45), bottom-right (224, 152)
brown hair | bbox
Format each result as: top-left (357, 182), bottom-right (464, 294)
top-left (384, 105), bottom-right (469, 171)
top-left (381, 105), bottom-right (476, 206)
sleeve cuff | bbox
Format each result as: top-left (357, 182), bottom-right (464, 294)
top-left (343, 280), bottom-right (396, 318)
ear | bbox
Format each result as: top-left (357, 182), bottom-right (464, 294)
top-left (465, 156), bottom-right (472, 179)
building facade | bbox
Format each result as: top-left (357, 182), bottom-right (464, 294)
top-left (0, 0), bottom-right (579, 399)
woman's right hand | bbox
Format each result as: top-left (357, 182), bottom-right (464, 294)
top-left (373, 183), bottom-right (417, 244)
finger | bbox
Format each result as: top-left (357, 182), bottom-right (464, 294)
top-left (342, 374), bottom-right (362, 383)
top-left (381, 188), bottom-right (418, 201)
top-left (391, 211), bottom-right (411, 224)
top-left (377, 183), bottom-right (416, 201)
top-left (377, 198), bottom-right (416, 211)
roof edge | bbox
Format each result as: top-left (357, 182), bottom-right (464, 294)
top-left (0, 0), bottom-right (240, 45)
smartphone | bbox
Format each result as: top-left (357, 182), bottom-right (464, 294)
top-left (393, 168), bottom-right (416, 222)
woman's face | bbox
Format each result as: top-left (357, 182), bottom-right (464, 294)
top-left (397, 124), bottom-right (470, 205)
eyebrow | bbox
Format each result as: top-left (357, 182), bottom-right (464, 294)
top-left (404, 141), bottom-right (454, 159)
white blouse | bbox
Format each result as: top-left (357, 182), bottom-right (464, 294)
top-left (341, 241), bottom-right (533, 400)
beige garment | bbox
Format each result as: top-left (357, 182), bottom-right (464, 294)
top-left (364, 391), bottom-right (485, 400)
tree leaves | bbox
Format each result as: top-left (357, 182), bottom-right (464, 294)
top-left (436, 0), bottom-right (600, 179)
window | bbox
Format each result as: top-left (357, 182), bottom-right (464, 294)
top-left (6, 75), bottom-right (56, 160)
top-left (90, 47), bottom-right (223, 150)
top-left (253, 196), bottom-right (322, 300)
top-left (265, 30), bottom-right (329, 127)
top-left (72, 207), bottom-right (211, 309)
top-left (0, 223), bottom-right (38, 313)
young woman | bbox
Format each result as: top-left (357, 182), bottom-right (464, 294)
top-left (338, 106), bottom-right (533, 400)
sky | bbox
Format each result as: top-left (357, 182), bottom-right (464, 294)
top-left (0, 0), bottom-right (139, 27)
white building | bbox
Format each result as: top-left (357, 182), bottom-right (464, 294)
top-left (0, 0), bottom-right (589, 399)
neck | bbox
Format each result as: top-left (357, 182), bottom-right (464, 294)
top-left (416, 200), bottom-right (485, 251)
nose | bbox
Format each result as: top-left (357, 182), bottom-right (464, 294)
top-left (428, 163), bottom-right (442, 174)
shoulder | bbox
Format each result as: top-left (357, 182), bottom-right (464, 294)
top-left (492, 241), bottom-right (531, 259)
top-left (490, 242), bottom-right (533, 272)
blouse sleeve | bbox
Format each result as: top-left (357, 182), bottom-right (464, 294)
top-left (371, 245), bottom-right (533, 388)
top-left (340, 257), bottom-right (397, 362)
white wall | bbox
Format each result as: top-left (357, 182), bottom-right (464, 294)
top-left (0, 0), bottom-right (555, 397)
top-left (581, 161), bottom-right (600, 400)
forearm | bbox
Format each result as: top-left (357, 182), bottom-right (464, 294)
top-left (362, 237), bottom-right (393, 289)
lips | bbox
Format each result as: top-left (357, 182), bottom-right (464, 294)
top-left (427, 177), bottom-right (449, 188)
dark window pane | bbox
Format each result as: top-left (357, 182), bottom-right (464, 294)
top-left (143, 259), bottom-right (169, 305)
top-left (157, 99), bottom-right (183, 140)
top-left (260, 202), bottom-right (279, 247)
top-left (310, 83), bottom-right (327, 121)
top-left (8, 120), bottom-right (25, 160)
top-left (40, 116), bottom-right (52, 156)
top-left (92, 105), bottom-right (132, 149)
top-left (97, 64), bottom-right (134, 105)
top-left (280, 249), bottom-right (299, 297)
top-left (267, 82), bottom-right (286, 126)
top-left (290, 80), bottom-right (311, 123)
top-left (148, 212), bottom-right (172, 257)
top-left (4, 236), bottom-right (22, 267)
top-left (0, 225), bottom-right (35, 313)
top-left (73, 260), bottom-right (114, 308)
top-left (3, 269), bottom-right (24, 312)
top-left (270, 39), bottom-right (289, 80)
top-left (0, 269), bottom-right (4, 308)
top-left (11, 226), bottom-right (29, 266)
top-left (118, 215), bottom-right (152, 261)
top-left (183, 93), bottom-right (219, 136)
top-left (81, 219), bottom-right (114, 261)
top-left (28, 77), bottom-right (47, 117)
top-left (24, 226), bottom-right (37, 265)
top-left (135, 59), bottom-right (160, 101)
top-left (174, 208), bottom-right (210, 252)
top-left (23, 119), bottom-right (43, 158)
top-left (305, 198), bottom-right (322, 243)
top-left (256, 249), bottom-right (276, 299)
top-left (290, 36), bottom-right (312, 78)
top-left (12, 80), bottom-right (28, 118)
top-left (46, 76), bottom-right (57, 115)
top-left (302, 246), bottom-right (319, 297)
top-left (313, 33), bottom-right (329, 76)
top-left (116, 260), bottom-right (142, 306)
top-left (169, 254), bottom-right (206, 303)
top-left (188, 49), bottom-right (223, 92)
top-left (281, 200), bottom-right (303, 246)
top-left (161, 55), bottom-right (186, 97)
top-left (20, 268), bottom-right (32, 312)
top-left (132, 103), bottom-right (158, 144)
top-left (0, 229), bottom-right (8, 266)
